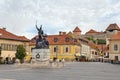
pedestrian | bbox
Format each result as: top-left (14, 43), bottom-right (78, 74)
top-left (62, 58), bottom-right (65, 67)
top-left (49, 59), bottom-right (53, 67)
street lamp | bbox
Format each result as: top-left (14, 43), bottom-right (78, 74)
top-left (56, 46), bottom-right (58, 59)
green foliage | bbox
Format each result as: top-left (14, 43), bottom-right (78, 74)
top-left (97, 39), bottom-right (106, 44)
top-left (16, 45), bottom-right (26, 60)
top-left (85, 36), bottom-right (96, 43)
top-left (85, 36), bottom-right (106, 44)
top-left (0, 57), bottom-right (3, 64)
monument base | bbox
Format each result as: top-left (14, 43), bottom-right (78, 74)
top-left (32, 49), bottom-right (50, 62)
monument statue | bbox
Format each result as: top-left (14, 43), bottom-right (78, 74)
top-left (32, 23), bottom-right (50, 63)
top-left (36, 25), bottom-right (49, 49)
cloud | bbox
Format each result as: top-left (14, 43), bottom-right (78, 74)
top-left (0, 0), bottom-right (120, 39)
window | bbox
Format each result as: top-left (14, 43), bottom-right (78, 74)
top-left (66, 47), bottom-right (68, 53)
top-left (54, 47), bottom-right (57, 52)
top-left (54, 38), bottom-right (58, 42)
top-left (115, 56), bottom-right (118, 61)
top-left (95, 52), bottom-right (97, 55)
top-left (114, 44), bottom-right (118, 51)
top-left (66, 37), bottom-right (69, 42)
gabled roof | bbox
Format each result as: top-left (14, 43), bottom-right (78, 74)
top-left (85, 29), bottom-right (104, 35)
top-left (73, 26), bottom-right (81, 32)
top-left (0, 28), bottom-right (29, 41)
top-left (86, 29), bottom-right (98, 34)
top-left (106, 23), bottom-right (120, 31)
top-left (68, 31), bottom-right (76, 38)
top-left (111, 32), bottom-right (120, 39)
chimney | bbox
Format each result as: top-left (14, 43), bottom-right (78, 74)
top-left (59, 31), bottom-right (62, 35)
top-left (59, 31), bottom-right (66, 35)
top-left (63, 32), bottom-right (66, 35)
top-left (3, 27), bottom-right (6, 30)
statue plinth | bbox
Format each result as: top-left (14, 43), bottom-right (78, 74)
top-left (32, 49), bottom-right (50, 61)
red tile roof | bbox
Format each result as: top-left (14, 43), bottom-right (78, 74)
top-left (85, 29), bottom-right (104, 35)
top-left (30, 33), bottom-right (78, 45)
top-left (0, 28), bottom-right (29, 41)
top-left (106, 23), bottom-right (120, 31)
top-left (103, 45), bottom-right (109, 52)
top-left (111, 32), bottom-right (120, 39)
top-left (73, 26), bottom-right (81, 32)
top-left (48, 35), bottom-right (76, 45)
top-left (97, 44), bottom-right (109, 53)
top-left (85, 29), bottom-right (98, 34)
top-left (89, 41), bottom-right (98, 49)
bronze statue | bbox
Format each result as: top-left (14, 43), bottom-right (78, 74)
top-left (35, 24), bottom-right (49, 49)
top-left (36, 25), bottom-right (43, 39)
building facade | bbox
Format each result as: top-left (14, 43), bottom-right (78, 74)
top-left (109, 32), bottom-right (120, 61)
top-left (30, 31), bottom-right (81, 61)
top-left (0, 28), bottom-right (30, 60)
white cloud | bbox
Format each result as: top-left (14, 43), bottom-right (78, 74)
top-left (0, 0), bottom-right (120, 39)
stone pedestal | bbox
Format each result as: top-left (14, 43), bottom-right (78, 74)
top-left (32, 49), bottom-right (50, 62)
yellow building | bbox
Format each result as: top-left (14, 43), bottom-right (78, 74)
top-left (0, 28), bottom-right (30, 60)
top-left (30, 32), bottom-right (81, 61)
top-left (30, 27), bottom-right (81, 61)
top-left (48, 32), bottom-right (81, 60)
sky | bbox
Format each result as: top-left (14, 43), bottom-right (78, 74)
top-left (0, 0), bottom-right (120, 39)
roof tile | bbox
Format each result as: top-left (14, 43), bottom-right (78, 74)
top-left (111, 32), bottom-right (120, 39)
top-left (106, 23), bottom-right (120, 31)
top-left (30, 34), bottom-right (78, 45)
top-left (0, 28), bottom-right (29, 41)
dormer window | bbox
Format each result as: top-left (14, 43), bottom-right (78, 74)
top-left (66, 37), bottom-right (70, 42)
top-left (54, 38), bottom-right (58, 42)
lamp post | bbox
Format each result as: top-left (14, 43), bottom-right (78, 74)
top-left (56, 46), bottom-right (58, 59)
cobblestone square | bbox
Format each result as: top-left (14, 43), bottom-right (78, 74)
top-left (0, 62), bottom-right (120, 80)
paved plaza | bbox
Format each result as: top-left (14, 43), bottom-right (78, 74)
top-left (0, 62), bottom-right (120, 80)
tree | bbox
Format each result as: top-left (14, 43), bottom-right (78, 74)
top-left (97, 39), bottom-right (106, 44)
top-left (85, 36), bottom-right (96, 43)
top-left (16, 45), bottom-right (26, 63)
